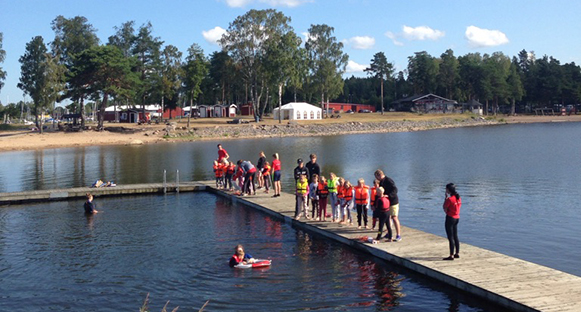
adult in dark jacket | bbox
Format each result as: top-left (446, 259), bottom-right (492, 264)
top-left (305, 153), bottom-right (320, 180)
top-left (293, 159), bottom-right (310, 182)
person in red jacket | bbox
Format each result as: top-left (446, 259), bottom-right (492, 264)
top-left (374, 187), bottom-right (391, 241)
top-left (443, 183), bottom-right (461, 260)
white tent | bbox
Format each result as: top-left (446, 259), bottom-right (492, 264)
top-left (272, 102), bottom-right (322, 121)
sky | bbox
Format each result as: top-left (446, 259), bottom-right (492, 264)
top-left (1, 0), bottom-right (580, 105)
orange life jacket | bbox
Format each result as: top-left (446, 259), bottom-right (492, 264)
top-left (262, 164), bottom-right (271, 176)
top-left (370, 187), bottom-right (377, 206)
top-left (317, 182), bottom-right (329, 196)
top-left (227, 164), bottom-right (236, 175)
top-left (343, 186), bottom-right (354, 201)
top-left (354, 185), bottom-right (369, 204)
top-left (337, 185), bottom-right (344, 199)
top-left (213, 165), bottom-right (223, 178)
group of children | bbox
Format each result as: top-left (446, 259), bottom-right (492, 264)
top-left (295, 173), bottom-right (396, 241)
top-left (212, 158), bottom-right (272, 196)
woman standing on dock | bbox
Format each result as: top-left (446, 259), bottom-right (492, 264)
top-left (272, 153), bottom-right (282, 197)
top-left (443, 183), bottom-right (461, 260)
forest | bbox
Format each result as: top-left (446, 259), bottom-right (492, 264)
top-left (1, 9), bottom-right (580, 130)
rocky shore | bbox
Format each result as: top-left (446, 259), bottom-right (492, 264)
top-left (166, 117), bottom-right (501, 140)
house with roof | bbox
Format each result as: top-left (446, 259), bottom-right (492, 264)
top-left (391, 94), bottom-right (458, 113)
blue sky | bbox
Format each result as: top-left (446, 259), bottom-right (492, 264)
top-left (1, 0), bottom-right (580, 105)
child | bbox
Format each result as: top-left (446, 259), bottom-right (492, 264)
top-left (262, 161), bottom-right (271, 193)
top-left (354, 178), bottom-right (370, 229)
top-left (370, 179), bottom-right (379, 229)
top-left (375, 187), bottom-right (392, 242)
top-left (225, 161), bottom-right (236, 191)
top-left (213, 160), bottom-right (223, 188)
top-left (233, 164), bottom-right (245, 194)
top-left (295, 174), bottom-right (309, 220)
top-left (316, 175), bottom-right (329, 221)
top-left (336, 177), bottom-right (345, 223)
top-left (84, 193), bottom-right (98, 214)
top-left (341, 180), bottom-right (354, 225)
top-left (327, 173), bottom-right (339, 222)
top-left (308, 174), bottom-right (319, 220)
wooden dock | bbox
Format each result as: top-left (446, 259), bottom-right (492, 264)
top-left (2, 181), bottom-right (581, 311)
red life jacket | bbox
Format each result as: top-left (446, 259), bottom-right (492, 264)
top-left (317, 182), bottom-right (329, 196)
top-left (343, 186), bottom-right (354, 201)
top-left (354, 185), bottom-right (369, 204)
top-left (370, 187), bottom-right (377, 206)
top-left (337, 185), bottom-right (344, 199)
top-left (213, 165), bottom-right (223, 178)
top-left (227, 164), bottom-right (236, 175)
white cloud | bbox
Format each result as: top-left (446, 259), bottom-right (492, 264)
top-left (402, 25), bottom-right (445, 41)
top-left (202, 26), bottom-right (227, 45)
top-left (345, 36), bottom-right (375, 50)
top-left (385, 31), bottom-right (403, 46)
top-left (465, 25), bottom-right (509, 48)
top-left (224, 0), bottom-right (311, 7)
top-left (346, 60), bottom-right (368, 73)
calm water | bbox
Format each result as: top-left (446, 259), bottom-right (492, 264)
top-left (0, 123), bottom-right (580, 274)
top-left (0, 193), bottom-right (501, 311)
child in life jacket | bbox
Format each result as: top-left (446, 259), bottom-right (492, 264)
top-left (327, 173), bottom-right (339, 222)
top-left (354, 178), bottom-right (370, 229)
top-left (375, 187), bottom-right (392, 241)
top-left (308, 174), bottom-right (319, 220)
top-left (295, 174), bottom-right (309, 220)
top-left (341, 180), bottom-right (354, 225)
top-left (225, 161), bottom-right (236, 191)
top-left (371, 179), bottom-right (379, 229)
top-left (213, 160), bottom-right (224, 188)
top-left (316, 175), bottom-right (329, 221)
top-left (232, 164), bottom-right (245, 194)
top-left (262, 161), bottom-right (271, 193)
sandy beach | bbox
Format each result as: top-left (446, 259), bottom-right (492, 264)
top-left (1, 113), bottom-right (580, 152)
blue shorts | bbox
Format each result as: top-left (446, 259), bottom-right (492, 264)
top-left (273, 170), bottom-right (281, 181)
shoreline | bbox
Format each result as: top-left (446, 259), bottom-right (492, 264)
top-left (1, 114), bottom-right (580, 152)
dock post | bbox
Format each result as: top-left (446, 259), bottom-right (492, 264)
top-left (163, 170), bottom-right (167, 194)
top-left (176, 170), bottom-right (180, 193)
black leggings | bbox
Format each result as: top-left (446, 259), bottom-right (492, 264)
top-left (356, 204), bottom-right (368, 227)
top-left (225, 174), bottom-right (233, 189)
top-left (243, 171), bottom-right (255, 194)
top-left (375, 211), bottom-right (392, 240)
top-left (445, 216), bottom-right (460, 255)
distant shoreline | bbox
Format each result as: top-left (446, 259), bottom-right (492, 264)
top-left (1, 114), bottom-right (580, 152)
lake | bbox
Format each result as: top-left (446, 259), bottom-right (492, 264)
top-left (0, 192), bottom-right (502, 311)
top-left (0, 122), bottom-right (580, 308)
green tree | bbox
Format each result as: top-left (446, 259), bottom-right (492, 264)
top-left (160, 45), bottom-right (183, 119)
top-left (0, 32), bottom-right (6, 93)
top-left (407, 51), bottom-right (438, 95)
top-left (264, 31), bottom-right (302, 122)
top-left (220, 9), bottom-right (294, 120)
top-left (484, 52), bottom-right (511, 115)
top-left (365, 52), bottom-right (394, 114)
top-left (437, 49), bottom-right (460, 100)
top-left (108, 21), bottom-right (136, 57)
top-left (133, 22), bottom-right (163, 118)
top-left (305, 24), bottom-right (348, 116)
top-left (70, 45), bottom-right (138, 130)
top-left (182, 43), bottom-right (208, 128)
top-left (507, 60), bottom-right (524, 115)
top-left (18, 36), bottom-right (49, 133)
top-left (209, 51), bottom-right (235, 104)
top-left (51, 15), bottom-right (100, 127)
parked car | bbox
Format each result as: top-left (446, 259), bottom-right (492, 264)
top-left (345, 110), bottom-right (354, 114)
top-left (358, 109), bottom-right (371, 113)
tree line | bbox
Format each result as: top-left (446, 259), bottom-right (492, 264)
top-left (1, 10), bottom-right (580, 133)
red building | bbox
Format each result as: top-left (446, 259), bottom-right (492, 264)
top-left (327, 103), bottom-right (376, 113)
top-left (161, 106), bottom-right (184, 119)
top-left (240, 103), bottom-right (254, 116)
